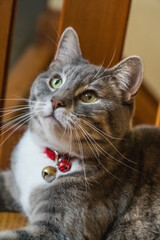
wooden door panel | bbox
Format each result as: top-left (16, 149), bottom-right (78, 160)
top-left (59, 0), bottom-right (131, 67)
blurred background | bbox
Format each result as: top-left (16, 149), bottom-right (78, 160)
top-left (124, 0), bottom-right (160, 101)
top-left (5, 0), bottom-right (160, 125)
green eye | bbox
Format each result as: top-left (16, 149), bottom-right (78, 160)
top-left (81, 91), bottom-right (97, 103)
top-left (50, 76), bottom-right (63, 89)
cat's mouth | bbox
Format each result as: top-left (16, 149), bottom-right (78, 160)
top-left (45, 113), bottom-right (61, 124)
top-left (44, 112), bottom-right (65, 129)
top-left (41, 105), bottom-right (70, 129)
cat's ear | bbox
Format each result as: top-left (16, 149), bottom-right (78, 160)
top-left (113, 56), bottom-right (143, 102)
top-left (54, 27), bottom-right (82, 64)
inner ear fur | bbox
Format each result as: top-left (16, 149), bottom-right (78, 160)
top-left (53, 27), bottom-right (82, 65)
top-left (112, 56), bottom-right (143, 102)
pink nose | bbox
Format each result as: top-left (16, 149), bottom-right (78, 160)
top-left (51, 97), bottom-right (65, 109)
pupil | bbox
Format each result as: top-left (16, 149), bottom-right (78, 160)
top-left (88, 95), bottom-right (92, 100)
top-left (55, 80), bottom-right (59, 85)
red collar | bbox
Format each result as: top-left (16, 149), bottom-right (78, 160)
top-left (44, 147), bottom-right (72, 173)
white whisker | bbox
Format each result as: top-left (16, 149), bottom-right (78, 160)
top-left (0, 112), bottom-right (34, 136)
top-left (92, 57), bottom-right (106, 80)
top-left (0, 112), bottom-right (32, 130)
top-left (74, 126), bottom-right (89, 190)
top-left (0, 105), bottom-right (29, 111)
top-left (80, 118), bottom-right (135, 164)
top-left (0, 113), bottom-right (36, 147)
top-left (76, 122), bottom-right (122, 182)
top-left (0, 107), bottom-right (30, 117)
top-left (76, 122), bottom-right (99, 159)
top-left (106, 48), bottom-right (117, 69)
top-left (79, 122), bottom-right (139, 172)
top-left (95, 48), bottom-right (117, 81)
top-left (77, 116), bottom-right (122, 140)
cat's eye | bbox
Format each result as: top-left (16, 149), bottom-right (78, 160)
top-left (80, 91), bottom-right (97, 103)
top-left (50, 76), bottom-right (63, 89)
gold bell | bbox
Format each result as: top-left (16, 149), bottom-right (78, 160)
top-left (42, 166), bottom-right (57, 183)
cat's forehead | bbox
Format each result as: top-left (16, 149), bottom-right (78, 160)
top-left (48, 62), bottom-right (112, 88)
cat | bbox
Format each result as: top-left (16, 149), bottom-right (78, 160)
top-left (0, 27), bottom-right (160, 240)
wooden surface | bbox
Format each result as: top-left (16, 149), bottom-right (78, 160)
top-left (0, 127), bottom-right (27, 231)
top-left (3, 9), bottom-right (60, 117)
top-left (0, 0), bottom-right (17, 109)
top-left (0, 5), bottom-right (59, 231)
top-left (134, 84), bottom-right (158, 125)
top-left (0, 213), bottom-right (27, 231)
top-left (3, 44), bottom-right (54, 117)
top-left (59, 0), bottom-right (131, 67)
top-left (156, 103), bottom-right (160, 126)
top-left (0, 126), bottom-right (26, 169)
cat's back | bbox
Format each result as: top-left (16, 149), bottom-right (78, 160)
top-left (126, 125), bottom-right (160, 189)
top-left (128, 125), bottom-right (160, 163)
top-left (132, 125), bottom-right (160, 144)
top-left (106, 126), bottom-right (160, 239)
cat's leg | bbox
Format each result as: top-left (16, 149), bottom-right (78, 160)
top-left (105, 221), bottom-right (160, 240)
top-left (0, 170), bottom-right (21, 212)
top-left (0, 222), bottom-right (69, 240)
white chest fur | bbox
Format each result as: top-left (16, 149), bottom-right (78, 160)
top-left (12, 129), bottom-right (82, 215)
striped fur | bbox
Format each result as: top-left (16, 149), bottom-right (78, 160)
top-left (0, 28), bottom-right (160, 239)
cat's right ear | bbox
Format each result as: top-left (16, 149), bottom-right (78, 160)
top-left (53, 27), bottom-right (82, 65)
top-left (112, 56), bottom-right (143, 103)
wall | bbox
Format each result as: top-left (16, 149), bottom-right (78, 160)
top-left (123, 0), bottom-right (160, 100)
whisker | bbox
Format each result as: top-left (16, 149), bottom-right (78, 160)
top-left (0, 112), bottom-right (32, 130)
top-left (0, 114), bottom-right (36, 147)
top-left (79, 123), bottom-right (139, 173)
top-left (74, 126), bottom-right (90, 190)
top-left (75, 113), bottom-right (98, 118)
top-left (0, 97), bottom-right (46, 106)
top-left (45, 33), bottom-right (58, 48)
top-left (92, 56), bottom-right (106, 80)
top-left (68, 124), bottom-right (73, 156)
top-left (0, 112), bottom-right (34, 136)
top-left (95, 48), bottom-right (117, 81)
top-left (1, 111), bottom-right (30, 123)
top-left (80, 118), bottom-right (135, 164)
top-left (60, 124), bottom-right (67, 142)
top-left (76, 122), bottom-right (99, 159)
top-left (106, 48), bottom-right (117, 69)
top-left (0, 105), bottom-right (29, 111)
top-left (79, 117), bottom-right (122, 140)
top-left (95, 156), bottom-right (123, 183)
top-left (0, 98), bottom-right (30, 102)
top-left (76, 122), bottom-right (122, 182)
top-left (0, 107), bottom-right (30, 117)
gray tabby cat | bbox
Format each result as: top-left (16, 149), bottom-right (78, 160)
top-left (0, 27), bottom-right (160, 240)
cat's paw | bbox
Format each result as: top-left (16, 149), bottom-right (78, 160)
top-left (0, 230), bottom-right (17, 239)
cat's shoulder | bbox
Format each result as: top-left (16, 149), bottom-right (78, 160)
top-left (130, 125), bottom-right (160, 151)
top-left (132, 125), bottom-right (160, 138)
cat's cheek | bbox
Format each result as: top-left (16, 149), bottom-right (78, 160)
top-left (54, 109), bottom-right (71, 128)
top-left (37, 101), bottom-right (53, 118)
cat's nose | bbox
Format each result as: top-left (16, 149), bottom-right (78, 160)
top-left (51, 97), bottom-right (65, 109)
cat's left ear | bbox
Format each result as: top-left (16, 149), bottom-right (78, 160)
top-left (113, 56), bottom-right (143, 102)
top-left (53, 27), bottom-right (82, 64)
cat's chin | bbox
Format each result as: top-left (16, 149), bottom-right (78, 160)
top-left (44, 111), bottom-right (72, 132)
top-left (30, 122), bottom-right (96, 161)
top-left (44, 114), bottom-right (63, 127)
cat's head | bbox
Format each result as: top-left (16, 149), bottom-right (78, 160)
top-left (29, 27), bottom-right (143, 158)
